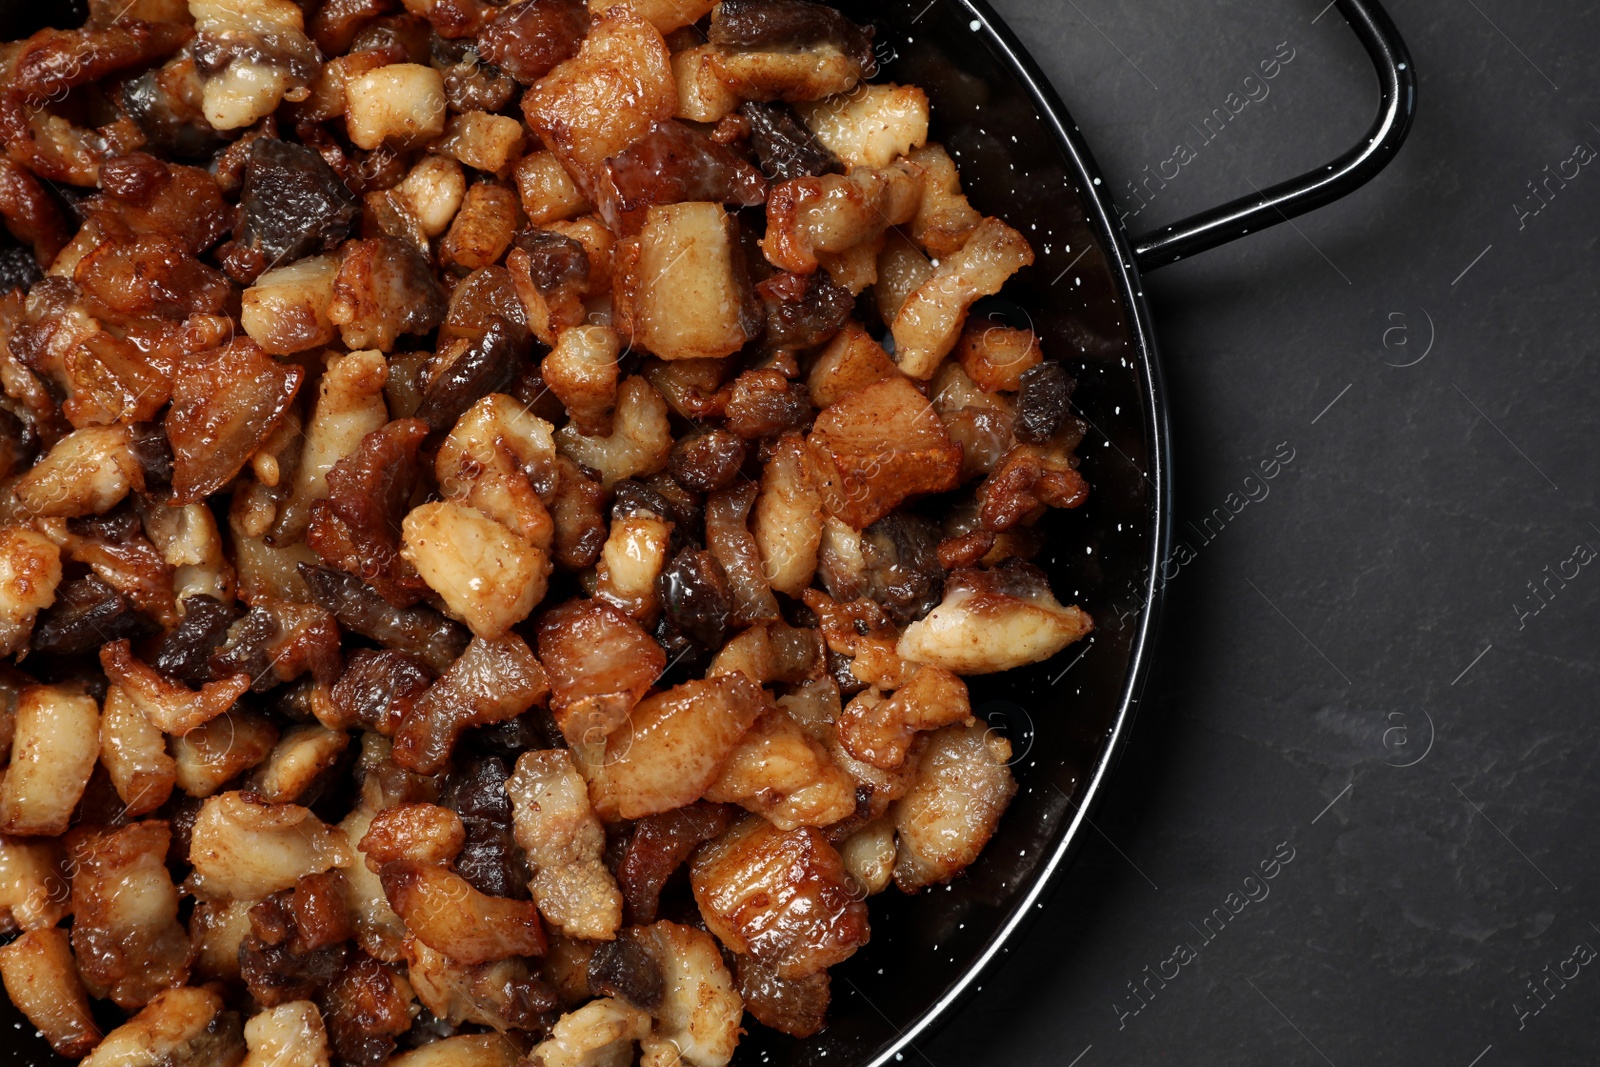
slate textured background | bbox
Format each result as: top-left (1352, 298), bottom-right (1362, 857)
top-left (926, 1), bottom-right (1600, 1064)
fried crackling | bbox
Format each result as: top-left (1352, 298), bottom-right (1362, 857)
top-left (507, 748), bottom-right (623, 940)
top-left (0, 684), bottom-right (100, 836)
top-left (79, 985), bottom-right (244, 1067)
top-left (0, 927), bottom-right (103, 1057)
top-left (101, 638), bottom-right (251, 736)
top-left (690, 815), bottom-right (869, 978)
top-left (67, 820), bottom-right (193, 1008)
top-left (186, 791), bottom-right (354, 901)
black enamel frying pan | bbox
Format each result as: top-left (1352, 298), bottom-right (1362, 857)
top-left (0, 0), bottom-right (1415, 1063)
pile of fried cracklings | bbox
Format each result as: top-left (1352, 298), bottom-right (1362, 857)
top-left (0, 0), bottom-right (1094, 1062)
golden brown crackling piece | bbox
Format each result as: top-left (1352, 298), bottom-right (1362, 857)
top-left (80, 985), bottom-right (244, 1067)
top-left (583, 673), bottom-right (767, 822)
top-left (305, 417), bottom-right (433, 609)
top-left (507, 749), bottom-right (623, 940)
top-left (977, 442), bottom-right (1090, 531)
top-left (400, 500), bottom-right (551, 640)
top-left (248, 722), bottom-right (352, 804)
top-left (528, 997), bottom-right (653, 1067)
top-left (0, 107), bottom-right (146, 187)
top-left (735, 954), bottom-right (830, 1039)
top-left (0, 158), bottom-right (70, 265)
top-left (165, 338), bottom-right (305, 505)
top-left (391, 632), bottom-right (549, 774)
top-left (890, 217), bottom-right (1036, 380)
top-left (836, 663), bottom-right (972, 771)
top-left (170, 710), bottom-right (279, 798)
top-left (66, 820), bottom-right (194, 1009)
top-left (100, 638), bottom-right (251, 736)
top-left (357, 802), bottom-right (465, 870)
top-left (378, 859), bottom-right (546, 964)
top-left (956, 320), bottom-right (1042, 393)
top-left (633, 919), bottom-right (742, 1067)
top-left (0, 927), bottom-right (103, 1057)
top-left (12, 425), bottom-right (145, 519)
top-left (519, 7), bottom-right (675, 177)
top-left (805, 375), bottom-right (962, 531)
top-left (704, 705), bottom-right (858, 830)
top-left (536, 598), bottom-right (664, 748)
top-left (0, 683), bottom-right (100, 836)
top-left (239, 999), bottom-right (332, 1067)
top-left (319, 951), bottom-right (416, 1064)
top-left (890, 721), bottom-right (1017, 891)
top-left (1, 19), bottom-right (192, 104)
top-left (402, 938), bottom-right (555, 1034)
top-left (897, 563), bottom-right (1092, 675)
top-left (690, 815), bottom-right (869, 979)
top-left (761, 163), bottom-right (922, 276)
top-left (0, 836), bottom-right (70, 934)
top-left (615, 802), bottom-right (733, 925)
top-left (0, 526), bottom-right (60, 656)
top-left (185, 791), bottom-right (353, 902)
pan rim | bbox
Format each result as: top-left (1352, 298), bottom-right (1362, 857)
top-left (859, 2), bottom-right (1174, 1063)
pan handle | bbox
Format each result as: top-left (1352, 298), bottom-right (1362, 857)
top-left (1131, 0), bottom-right (1416, 273)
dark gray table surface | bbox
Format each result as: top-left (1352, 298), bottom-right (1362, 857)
top-left (926, 1), bottom-right (1600, 1065)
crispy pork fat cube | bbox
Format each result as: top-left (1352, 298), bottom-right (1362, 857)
top-left (805, 374), bottom-right (962, 530)
top-left (0, 684), bottom-right (100, 836)
top-left (956, 320), bottom-right (1042, 393)
top-left (690, 815), bottom-right (869, 978)
top-left (556, 375), bottom-right (674, 487)
top-left (761, 163), bottom-right (922, 276)
top-left (240, 999), bottom-right (331, 1067)
top-left (393, 632), bottom-right (549, 774)
top-left (240, 255), bottom-right (340, 356)
top-left (634, 920), bottom-right (743, 1067)
top-left (13, 425), bottom-right (142, 518)
top-left (584, 674), bottom-right (766, 821)
top-left (891, 217), bottom-right (1036, 379)
top-left (752, 434), bottom-right (823, 597)
top-left (628, 202), bottom-right (756, 361)
top-left (704, 706), bottom-right (858, 830)
top-left (101, 638), bottom-right (251, 736)
top-left (389, 1034), bottom-right (523, 1066)
top-left (186, 791), bottom-right (353, 901)
top-left (907, 143), bottom-right (984, 255)
top-left (0, 927), bottom-right (101, 1057)
top-left (191, 0), bottom-right (320, 131)
top-left (379, 859), bottom-right (546, 964)
top-left (797, 84), bottom-right (930, 170)
top-left (0, 527), bottom-right (60, 655)
top-left (507, 749), bottom-right (624, 940)
top-left (537, 598), bottom-right (665, 748)
top-left (67, 820), bottom-right (193, 1008)
top-left (80, 985), bottom-right (244, 1067)
top-left (891, 721), bottom-right (1017, 891)
top-left (529, 997), bottom-right (653, 1067)
top-left (401, 500), bottom-right (551, 639)
top-left (897, 563), bottom-right (1092, 674)
top-left (806, 320), bottom-right (897, 408)
top-left (514, 151), bottom-right (593, 225)
top-left (0, 837), bottom-right (69, 933)
top-left (543, 325), bottom-right (622, 437)
top-left (436, 111), bottom-right (526, 175)
top-left (521, 8), bottom-right (676, 174)
top-left (345, 64), bottom-right (448, 150)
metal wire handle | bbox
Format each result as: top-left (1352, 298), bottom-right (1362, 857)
top-left (1132, 0), bottom-right (1417, 272)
